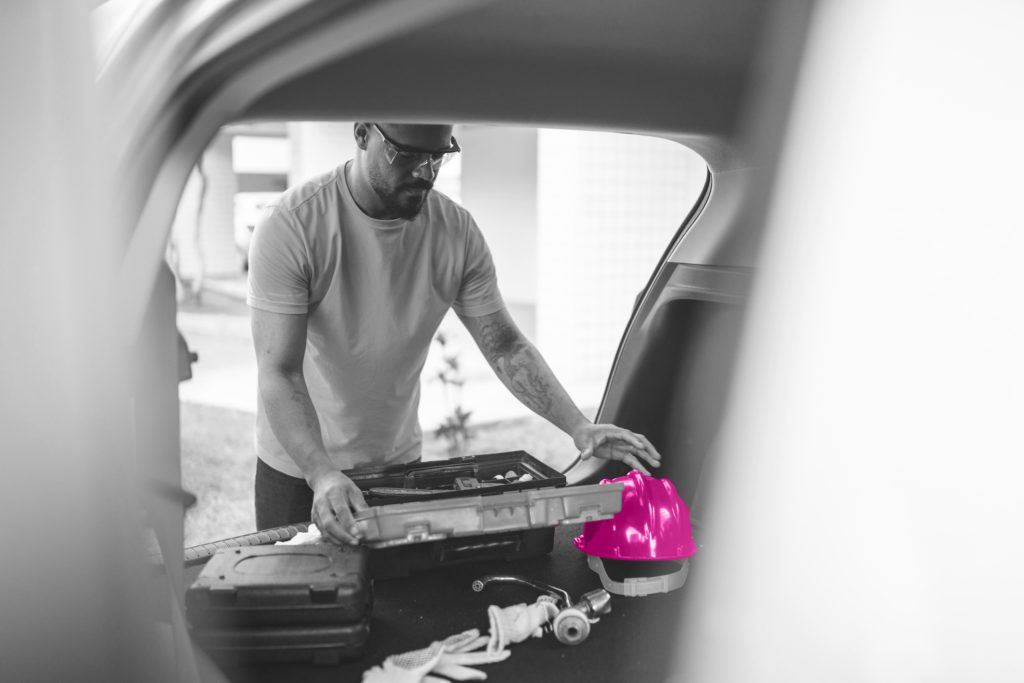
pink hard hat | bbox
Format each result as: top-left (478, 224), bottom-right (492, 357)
top-left (573, 470), bottom-right (696, 561)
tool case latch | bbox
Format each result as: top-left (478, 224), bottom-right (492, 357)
top-left (308, 584), bottom-right (340, 603)
top-left (402, 523), bottom-right (447, 544)
top-left (207, 585), bottom-right (238, 606)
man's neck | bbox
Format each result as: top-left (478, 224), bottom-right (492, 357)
top-left (345, 160), bottom-right (392, 220)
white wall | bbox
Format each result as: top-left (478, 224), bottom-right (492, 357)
top-left (459, 126), bottom-right (539, 310)
top-left (288, 122), bottom-right (357, 182)
top-left (536, 130), bottom-right (707, 404)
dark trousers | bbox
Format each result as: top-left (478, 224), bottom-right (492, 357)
top-left (254, 458), bottom-right (313, 530)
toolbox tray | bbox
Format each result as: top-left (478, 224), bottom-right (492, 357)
top-left (191, 619), bottom-right (370, 666)
top-left (186, 544), bottom-right (371, 629)
top-left (344, 451), bottom-right (624, 578)
top-left (346, 450), bottom-right (566, 506)
top-left (354, 484), bottom-right (622, 547)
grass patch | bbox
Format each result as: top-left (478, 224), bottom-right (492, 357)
top-left (181, 402), bottom-right (257, 547)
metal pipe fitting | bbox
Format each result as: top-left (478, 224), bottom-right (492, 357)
top-left (471, 574), bottom-right (571, 607)
top-left (574, 588), bottom-right (612, 619)
top-left (552, 608), bottom-right (590, 645)
top-left (472, 574), bottom-right (613, 646)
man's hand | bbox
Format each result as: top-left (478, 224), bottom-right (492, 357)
top-left (310, 470), bottom-right (368, 545)
top-left (572, 423), bottom-right (662, 475)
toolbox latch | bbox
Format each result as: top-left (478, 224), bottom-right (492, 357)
top-left (207, 585), bottom-right (238, 606)
top-left (308, 584), bottom-right (340, 603)
top-left (575, 504), bottom-right (604, 523)
top-left (403, 523), bottom-right (447, 543)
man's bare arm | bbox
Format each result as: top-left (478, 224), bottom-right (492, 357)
top-left (459, 307), bottom-right (588, 436)
top-left (459, 307), bottom-right (661, 473)
top-left (251, 308), bottom-right (365, 543)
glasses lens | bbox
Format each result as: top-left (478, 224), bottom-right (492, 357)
top-left (432, 152), bottom-right (455, 168)
top-left (394, 149), bottom-right (454, 171)
top-left (375, 126), bottom-right (458, 169)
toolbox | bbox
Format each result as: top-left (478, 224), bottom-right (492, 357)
top-left (189, 620), bottom-right (370, 666)
top-left (344, 451), bottom-right (625, 579)
top-left (346, 450), bottom-right (567, 506)
top-left (184, 451), bottom-right (623, 663)
top-left (186, 544), bottom-right (371, 628)
top-left (186, 544), bottom-right (371, 664)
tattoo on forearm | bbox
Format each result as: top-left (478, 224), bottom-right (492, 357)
top-left (287, 387), bottom-right (321, 433)
top-left (478, 321), bottom-right (553, 415)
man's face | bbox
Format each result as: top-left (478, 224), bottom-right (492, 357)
top-left (364, 123), bottom-right (456, 220)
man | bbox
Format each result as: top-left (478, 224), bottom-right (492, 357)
top-left (247, 122), bottom-right (661, 545)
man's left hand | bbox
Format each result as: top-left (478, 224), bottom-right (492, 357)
top-left (572, 423), bottom-right (662, 474)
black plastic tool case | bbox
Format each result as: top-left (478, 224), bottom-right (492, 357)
top-left (186, 544), bottom-right (371, 664)
top-left (344, 451), bottom-right (623, 579)
top-left (187, 544), bottom-right (371, 628)
top-left (190, 620), bottom-right (370, 666)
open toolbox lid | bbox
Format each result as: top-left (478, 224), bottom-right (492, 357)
top-left (352, 482), bottom-right (625, 548)
top-left (341, 451), bottom-right (625, 549)
top-left (345, 451), bottom-right (568, 505)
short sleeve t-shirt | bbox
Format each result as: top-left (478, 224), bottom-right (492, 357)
top-left (247, 163), bottom-right (504, 476)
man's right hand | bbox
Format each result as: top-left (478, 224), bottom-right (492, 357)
top-left (310, 470), bottom-right (368, 545)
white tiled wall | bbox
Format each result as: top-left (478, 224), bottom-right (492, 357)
top-left (536, 130), bottom-right (707, 404)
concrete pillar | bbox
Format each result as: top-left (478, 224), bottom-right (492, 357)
top-left (459, 126), bottom-right (539, 335)
top-left (198, 134), bottom-right (239, 276)
top-left (169, 134), bottom-right (238, 282)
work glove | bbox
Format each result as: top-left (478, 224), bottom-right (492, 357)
top-left (486, 597), bottom-right (559, 655)
top-left (362, 629), bottom-right (510, 683)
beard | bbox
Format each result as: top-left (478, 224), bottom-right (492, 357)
top-left (367, 165), bottom-right (433, 220)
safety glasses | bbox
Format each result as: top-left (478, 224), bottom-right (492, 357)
top-left (372, 123), bottom-right (460, 171)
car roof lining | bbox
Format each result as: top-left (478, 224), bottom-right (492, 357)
top-left (115, 0), bottom-right (792, 342)
top-left (239, 0), bottom-right (770, 171)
